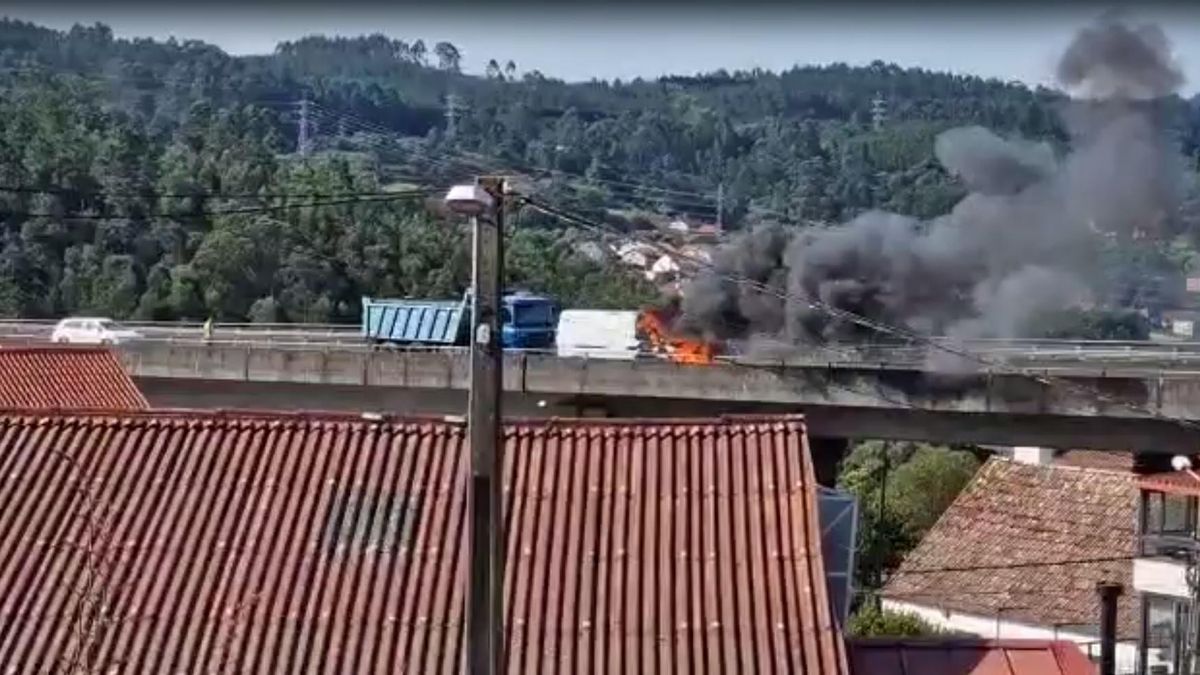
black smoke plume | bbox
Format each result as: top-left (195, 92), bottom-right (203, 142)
top-left (680, 15), bottom-right (1186, 351)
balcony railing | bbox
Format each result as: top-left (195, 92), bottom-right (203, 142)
top-left (1141, 533), bottom-right (1200, 559)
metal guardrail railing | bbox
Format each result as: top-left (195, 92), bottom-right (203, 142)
top-left (7, 318), bottom-right (1200, 371)
top-left (0, 319), bottom-right (355, 330)
top-left (3, 334), bottom-right (1198, 379)
top-left (6, 316), bottom-right (1200, 345)
top-left (0, 320), bottom-right (363, 346)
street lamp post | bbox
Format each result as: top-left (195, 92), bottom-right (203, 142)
top-left (444, 178), bottom-right (505, 675)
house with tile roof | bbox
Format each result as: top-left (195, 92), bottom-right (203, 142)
top-left (881, 449), bottom-right (1138, 673)
top-left (0, 410), bottom-right (848, 674)
top-left (0, 346), bottom-right (147, 409)
top-left (1128, 452), bottom-right (1200, 674)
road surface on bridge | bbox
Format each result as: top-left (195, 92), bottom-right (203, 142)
top-left (5, 318), bottom-right (1200, 373)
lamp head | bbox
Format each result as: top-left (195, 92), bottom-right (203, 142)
top-left (443, 183), bottom-right (495, 216)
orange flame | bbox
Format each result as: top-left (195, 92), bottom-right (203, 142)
top-left (637, 308), bottom-right (716, 365)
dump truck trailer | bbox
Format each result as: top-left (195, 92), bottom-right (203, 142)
top-left (361, 291), bottom-right (558, 349)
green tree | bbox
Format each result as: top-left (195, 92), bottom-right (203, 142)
top-left (886, 445), bottom-right (980, 535)
top-left (505, 228), bottom-right (660, 309)
top-left (91, 254), bottom-right (139, 317)
top-left (410, 39), bottom-right (427, 66)
top-left (837, 441), bottom-right (980, 593)
top-left (434, 41), bottom-right (461, 72)
top-left (0, 16), bottom-right (1195, 332)
top-left (1037, 308), bottom-right (1151, 340)
top-left (248, 296), bottom-right (280, 323)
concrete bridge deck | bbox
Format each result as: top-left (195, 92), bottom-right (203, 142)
top-left (116, 340), bottom-right (1200, 453)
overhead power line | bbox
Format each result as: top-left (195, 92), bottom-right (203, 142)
top-left (0, 190), bottom-right (434, 221)
top-left (862, 587), bottom-right (1120, 600)
top-left (306, 101), bottom-right (821, 227)
top-left (0, 184), bottom-right (430, 201)
top-left (518, 195), bottom-right (920, 409)
top-left (304, 106), bottom-right (483, 181)
top-left (519, 194), bottom-right (1200, 434)
top-left (891, 554), bottom-right (1137, 575)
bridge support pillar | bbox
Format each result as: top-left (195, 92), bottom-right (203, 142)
top-left (808, 436), bottom-right (849, 487)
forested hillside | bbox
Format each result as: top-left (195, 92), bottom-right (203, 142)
top-left (0, 18), bottom-right (1195, 326)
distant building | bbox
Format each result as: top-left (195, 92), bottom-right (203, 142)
top-left (667, 219), bottom-right (691, 234)
top-left (680, 243), bottom-right (714, 265)
top-left (882, 449), bottom-right (1139, 673)
top-left (691, 222), bottom-right (723, 243)
top-left (0, 346), bottom-right (147, 409)
top-left (613, 240), bottom-right (657, 269)
top-left (661, 218), bottom-right (722, 244)
top-left (647, 252), bottom-right (681, 281)
top-left (1162, 310), bottom-right (1200, 338)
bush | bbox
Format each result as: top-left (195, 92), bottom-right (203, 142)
top-left (846, 604), bottom-right (944, 637)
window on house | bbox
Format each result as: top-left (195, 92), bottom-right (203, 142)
top-left (1144, 491), bottom-right (1199, 537)
top-left (323, 489), bottom-right (421, 555)
top-left (1165, 494), bottom-right (1193, 534)
top-left (1143, 594), bottom-right (1190, 675)
top-left (1147, 492), bottom-right (1164, 532)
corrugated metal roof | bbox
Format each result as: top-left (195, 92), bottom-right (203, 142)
top-left (848, 639), bottom-right (1096, 675)
top-left (0, 410), bottom-right (847, 673)
top-left (361, 296), bottom-right (468, 344)
top-left (0, 347), bottom-right (147, 410)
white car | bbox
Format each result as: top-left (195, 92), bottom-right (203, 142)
top-left (50, 318), bottom-right (142, 345)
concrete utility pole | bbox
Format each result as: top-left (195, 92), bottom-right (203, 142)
top-left (298, 98), bottom-right (311, 156)
top-left (716, 183), bottom-right (724, 230)
top-left (446, 93), bottom-right (463, 140)
top-left (465, 176), bottom-right (505, 675)
top-left (871, 91), bottom-right (888, 131)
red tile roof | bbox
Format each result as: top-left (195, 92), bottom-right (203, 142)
top-left (1053, 450), bottom-right (1133, 473)
top-left (0, 410), bottom-right (847, 674)
top-left (883, 457), bottom-right (1138, 640)
top-left (848, 639), bottom-right (1097, 675)
top-left (0, 347), bottom-right (147, 410)
top-left (1137, 469), bottom-right (1200, 496)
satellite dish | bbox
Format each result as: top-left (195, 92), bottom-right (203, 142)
top-left (1172, 455), bottom-right (1192, 472)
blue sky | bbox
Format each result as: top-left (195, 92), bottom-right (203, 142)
top-left (8, 4), bottom-right (1200, 94)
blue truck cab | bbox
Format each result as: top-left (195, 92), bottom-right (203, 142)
top-left (499, 292), bottom-right (558, 349)
top-left (361, 291), bottom-right (558, 349)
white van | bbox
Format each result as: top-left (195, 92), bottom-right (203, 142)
top-left (555, 310), bottom-right (641, 360)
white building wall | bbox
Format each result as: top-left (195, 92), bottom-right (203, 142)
top-left (1133, 557), bottom-right (1190, 599)
top-left (1011, 446), bottom-right (1055, 465)
top-left (883, 599), bottom-right (1139, 673)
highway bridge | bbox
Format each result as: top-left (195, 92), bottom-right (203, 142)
top-left (5, 318), bottom-right (1200, 368)
top-left (5, 319), bottom-right (1200, 453)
